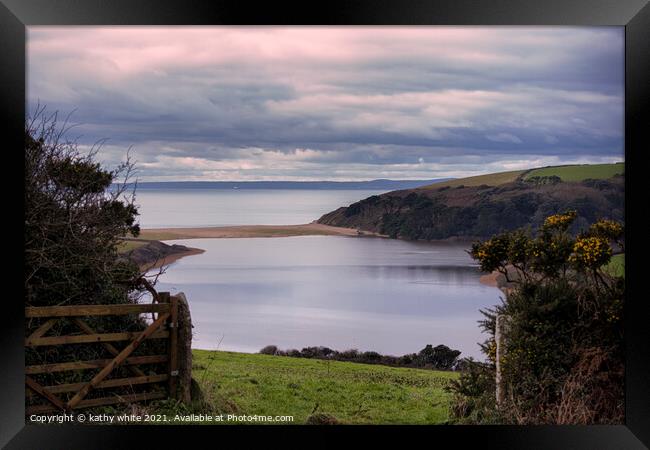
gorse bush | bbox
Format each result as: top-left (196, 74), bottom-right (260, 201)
top-left (449, 211), bottom-right (624, 424)
top-left (446, 359), bottom-right (498, 424)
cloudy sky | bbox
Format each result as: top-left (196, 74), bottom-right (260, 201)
top-left (27, 27), bottom-right (624, 181)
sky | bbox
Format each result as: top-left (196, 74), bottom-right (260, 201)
top-left (27, 27), bottom-right (624, 182)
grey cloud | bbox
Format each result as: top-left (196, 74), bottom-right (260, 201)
top-left (27, 27), bottom-right (624, 181)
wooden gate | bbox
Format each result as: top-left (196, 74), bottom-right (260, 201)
top-left (25, 293), bottom-right (179, 415)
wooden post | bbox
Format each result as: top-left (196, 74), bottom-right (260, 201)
top-left (495, 314), bottom-right (506, 408)
top-left (158, 292), bottom-right (170, 323)
top-left (173, 293), bottom-right (193, 404)
top-left (168, 295), bottom-right (179, 400)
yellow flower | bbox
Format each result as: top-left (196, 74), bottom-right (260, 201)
top-left (589, 219), bottom-right (624, 240)
top-left (570, 236), bottom-right (612, 269)
top-left (543, 211), bottom-right (577, 231)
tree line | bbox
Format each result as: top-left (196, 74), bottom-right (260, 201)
top-left (259, 344), bottom-right (463, 371)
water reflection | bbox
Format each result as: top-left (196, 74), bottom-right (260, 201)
top-left (154, 236), bottom-right (501, 360)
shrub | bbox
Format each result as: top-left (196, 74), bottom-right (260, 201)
top-left (446, 359), bottom-right (498, 424)
top-left (359, 351), bottom-right (381, 363)
top-left (259, 345), bottom-right (278, 355)
top-left (259, 344), bottom-right (462, 370)
top-left (24, 109), bottom-right (166, 402)
top-left (339, 349), bottom-right (360, 361)
top-left (526, 175), bottom-right (561, 185)
top-left (300, 346), bottom-right (334, 359)
top-left (416, 344), bottom-right (461, 370)
top-left (25, 109), bottom-right (142, 308)
top-left (454, 212), bottom-right (624, 424)
top-left (398, 353), bottom-right (415, 366)
top-left (305, 413), bottom-right (340, 425)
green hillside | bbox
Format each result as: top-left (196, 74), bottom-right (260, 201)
top-left (421, 169), bottom-right (526, 189)
top-left (116, 239), bottom-right (148, 253)
top-left (318, 164), bottom-right (624, 241)
top-left (421, 163), bottom-right (624, 189)
top-left (605, 253), bottom-right (625, 278)
top-left (524, 163), bottom-right (624, 182)
top-left (178, 350), bottom-right (457, 425)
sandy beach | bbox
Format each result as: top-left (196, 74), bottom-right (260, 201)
top-left (479, 271), bottom-right (502, 288)
top-left (127, 223), bottom-right (385, 269)
top-left (138, 222), bottom-right (385, 241)
top-left (478, 266), bottom-right (518, 294)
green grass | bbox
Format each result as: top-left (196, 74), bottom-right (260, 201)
top-left (137, 230), bottom-right (185, 240)
top-left (524, 163), bottom-right (624, 182)
top-left (419, 163), bottom-right (624, 190)
top-left (421, 170), bottom-right (526, 189)
top-left (185, 350), bottom-right (458, 425)
top-left (604, 253), bottom-right (625, 278)
top-left (116, 239), bottom-right (149, 253)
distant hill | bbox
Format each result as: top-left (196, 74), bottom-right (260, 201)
top-left (318, 164), bottom-right (624, 241)
top-left (114, 179), bottom-right (453, 191)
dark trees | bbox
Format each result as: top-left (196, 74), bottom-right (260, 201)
top-left (25, 109), bottom-right (142, 307)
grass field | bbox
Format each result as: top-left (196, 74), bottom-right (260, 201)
top-left (421, 169), bottom-right (526, 189)
top-left (419, 163), bottom-right (624, 190)
top-left (116, 239), bottom-right (149, 253)
top-left (136, 230), bottom-right (191, 240)
top-left (524, 163), bottom-right (624, 182)
top-left (605, 253), bottom-right (625, 278)
top-left (182, 350), bottom-right (458, 425)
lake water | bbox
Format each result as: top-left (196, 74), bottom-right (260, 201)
top-left (137, 188), bottom-right (501, 360)
top-left (154, 236), bottom-right (501, 360)
top-left (134, 189), bottom-right (386, 228)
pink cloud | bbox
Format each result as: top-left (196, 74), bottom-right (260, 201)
top-left (29, 26), bottom-right (617, 79)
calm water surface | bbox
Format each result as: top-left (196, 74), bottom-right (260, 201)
top-left (154, 236), bottom-right (501, 360)
top-left (135, 189), bottom-right (385, 228)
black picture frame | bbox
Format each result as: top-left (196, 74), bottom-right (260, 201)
top-left (3, 0), bottom-right (648, 448)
